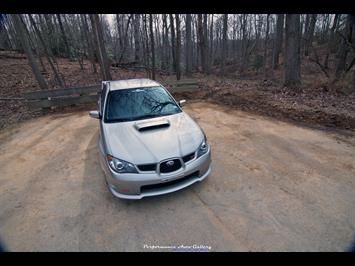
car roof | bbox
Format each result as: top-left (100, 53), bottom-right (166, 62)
top-left (105, 78), bottom-right (162, 91)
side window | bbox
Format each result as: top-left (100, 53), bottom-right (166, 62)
top-left (100, 83), bottom-right (107, 115)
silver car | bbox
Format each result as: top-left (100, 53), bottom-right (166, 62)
top-left (89, 78), bottom-right (211, 199)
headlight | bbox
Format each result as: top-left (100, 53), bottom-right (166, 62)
top-left (196, 137), bottom-right (209, 158)
top-left (106, 155), bottom-right (138, 173)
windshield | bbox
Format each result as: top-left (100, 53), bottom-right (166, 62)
top-left (104, 86), bottom-right (182, 123)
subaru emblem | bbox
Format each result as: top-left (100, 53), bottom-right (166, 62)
top-left (166, 160), bottom-right (175, 167)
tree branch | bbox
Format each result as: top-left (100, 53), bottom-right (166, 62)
top-left (309, 44), bottom-right (330, 78)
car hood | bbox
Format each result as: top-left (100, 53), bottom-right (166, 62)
top-left (102, 112), bottom-right (204, 164)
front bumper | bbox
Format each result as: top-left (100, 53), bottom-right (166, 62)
top-left (99, 147), bottom-right (212, 200)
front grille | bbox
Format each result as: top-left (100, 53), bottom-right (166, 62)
top-left (182, 152), bottom-right (195, 163)
top-left (141, 171), bottom-right (199, 192)
top-left (137, 164), bottom-right (156, 172)
top-left (159, 159), bottom-right (182, 173)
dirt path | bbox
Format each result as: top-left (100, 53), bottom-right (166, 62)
top-left (0, 102), bottom-right (354, 251)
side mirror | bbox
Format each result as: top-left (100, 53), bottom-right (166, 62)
top-left (89, 110), bottom-right (101, 119)
top-left (179, 99), bottom-right (186, 107)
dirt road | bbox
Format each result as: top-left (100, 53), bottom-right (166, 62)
top-left (0, 101), bottom-right (354, 251)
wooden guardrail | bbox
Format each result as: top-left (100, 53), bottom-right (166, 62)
top-left (162, 79), bottom-right (199, 93)
top-left (23, 79), bottom-right (199, 110)
top-left (23, 84), bottom-right (101, 109)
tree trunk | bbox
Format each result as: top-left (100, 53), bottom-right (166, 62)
top-left (142, 15), bottom-right (151, 78)
top-left (27, 15), bottom-right (46, 72)
top-left (154, 15), bottom-right (161, 70)
top-left (304, 14), bottom-right (317, 56)
top-left (149, 14), bottom-right (155, 80)
top-left (221, 14), bottom-right (228, 76)
top-left (116, 15), bottom-right (123, 52)
top-left (5, 15), bottom-right (21, 51)
top-left (303, 14), bottom-right (310, 52)
top-left (240, 14), bottom-right (248, 73)
top-left (263, 14), bottom-right (270, 74)
top-left (272, 14), bottom-right (284, 69)
top-left (169, 14), bottom-right (176, 73)
top-left (203, 14), bottom-right (210, 74)
top-left (90, 14), bottom-right (112, 81)
top-left (0, 15), bottom-right (13, 50)
top-left (12, 14), bottom-right (48, 90)
top-left (324, 14), bottom-right (339, 69)
top-left (43, 14), bottom-right (56, 56)
top-left (62, 15), bottom-right (83, 69)
top-left (192, 15), bottom-right (198, 70)
top-left (255, 15), bottom-right (262, 52)
top-left (197, 14), bottom-right (207, 73)
top-left (162, 14), bottom-right (169, 72)
top-left (210, 14), bottom-right (214, 68)
top-left (81, 14), bottom-right (97, 73)
top-left (333, 15), bottom-right (352, 82)
top-left (284, 14), bottom-right (301, 87)
top-left (185, 14), bottom-right (193, 76)
top-left (133, 14), bottom-right (141, 62)
top-left (56, 14), bottom-right (71, 58)
top-left (118, 15), bottom-right (133, 63)
top-left (175, 14), bottom-right (181, 80)
top-left (28, 14), bottom-right (65, 87)
top-left (36, 15), bottom-right (65, 81)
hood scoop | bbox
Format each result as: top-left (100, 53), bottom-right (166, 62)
top-left (134, 119), bottom-right (170, 132)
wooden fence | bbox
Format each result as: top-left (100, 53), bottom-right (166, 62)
top-left (163, 79), bottom-right (199, 92)
top-left (23, 85), bottom-right (101, 109)
top-left (23, 79), bottom-right (199, 110)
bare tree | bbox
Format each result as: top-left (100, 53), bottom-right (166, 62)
top-left (185, 14), bottom-right (193, 76)
top-left (12, 14), bottom-right (48, 90)
top-left (203, 14), bottom-right (210, 74)
top-left (333, 14), bottom-right (353, 82)
top-left (43, 14), bottom-right (56, 55)
top-left (142, 14), bottom-right (151, 77)
top-left (197, 14), bottom-right (207, 73)
top-left (0, 14), bottom-right (13, 50)
top-left (56, 14), bottom-right (71, 58)
top-left (118, 15), bottom-right (132, 63)
top-left (149, 14), bottom-right (155, 80)
top-left (80, 14), bottom-right (97, 73)
top-left (175, 14), bottom-right (181, 80)
top-left (272, 14), bottom-right (284, 69)
top-left (169, 14), bottom-right (176, 73)
top-left (240, 14), bottom-right (249, 73)
top-left (254, 15), bottom-right (262, 52)
top-left (209, 14), bottom-right (214, 67)
top-left (221, 14), bottom-right (228, 76)
top-left (303, 14), bottom-right (317, 56)
top-left (162, 14), bottom-right (169, 72)
top-left (28, 14), bottom-right (65, 87)
top-left (324, 14), bottom-right (339, 69)
top-left (62, 15), bottom-right (84, 69)
top-left (284, 14), bottom-right (301, 86)
top-left (263, 14), bottom-right (270, 74)
top-left (90, 14), bottom-right (112, 80)
top-left (133, 14), bottom-right (141, 62)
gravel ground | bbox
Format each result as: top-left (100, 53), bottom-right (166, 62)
top-left (0, 101), bottom-right (355, 251)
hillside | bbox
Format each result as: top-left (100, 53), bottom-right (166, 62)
top-left (1, 50), bottom-right (355, 131)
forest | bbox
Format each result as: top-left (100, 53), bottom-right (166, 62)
top-left (0, 14), bottom-right (355, 129)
